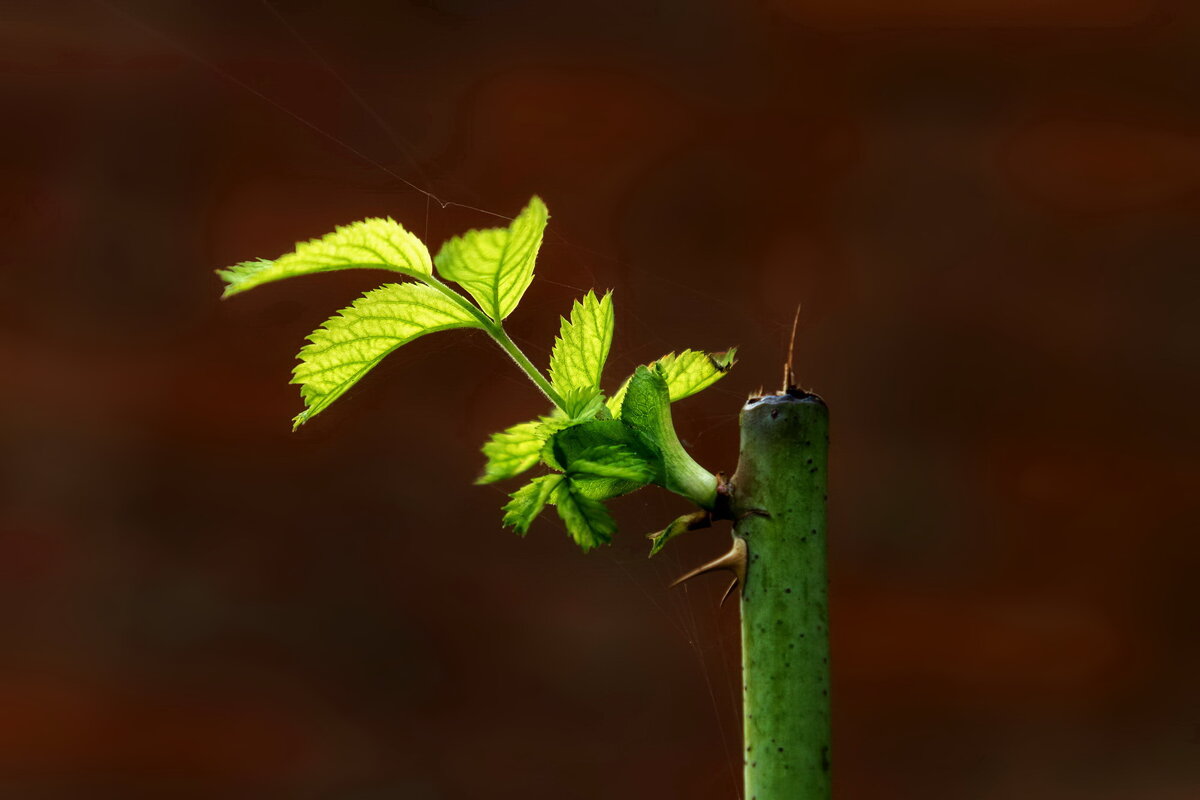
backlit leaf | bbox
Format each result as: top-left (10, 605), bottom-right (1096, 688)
top-left (219, 218), bottom-right (433, 298)
top-left (478, 421), bottom-right (547, 484)
top-left (503, 474), bottom-right (564, 534)
top-left (560, 386), bottom-right (605, 421)
top-left (553, 481), bottom-right (617, 551)
top-left (291, 282), bottom-right (480, 428)
top-left (606, 348), bottom-right (736, 415)
top-left (549, 291), bottom-right (614, 393)
top-left (434, 196), bottom-right (548, 321)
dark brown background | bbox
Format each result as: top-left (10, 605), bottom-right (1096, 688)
top-left (2, 1), bottom-right (1198, 798)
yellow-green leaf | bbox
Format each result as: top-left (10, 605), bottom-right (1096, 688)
top-left (560, 386), bottom-right (604, 421)
top-left (503, 474), bottom-right (564, 534)
top-left (607, 348), bottom-right (736, 416)
top-left (219, 218), bottom-right (433, 298)
top-left (434, 196), bottom-right (548, 321)
top-left (549, 291), bottom-right (614, 393)
top-left (477, 421), bottom-right (548, 484)
top-left (553, 480), bottom-right (617, 551)
top-left (291, 283), bottom-right (480, 428)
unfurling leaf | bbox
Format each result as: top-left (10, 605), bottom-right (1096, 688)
top-left (503, 474), bottom-right (564, 534)
top-left (647, 510), bottom-right (711, 557)
top-left (620, 366), bottom-right (718, 508)
top-left (553, 480), bottom-right (617, 551)
top-left (478, 421), bottom-right (548, 484)
top-left (560, 386), bottom-right (605, 421)
top-left (545, 425), bottom-right (654, 501)
top-left (543, 419), bottom-right (646, 473)
top-left (549, 291), bottom-right (614, 393)
top-left (567, 445), bottom-right (654, 483)
top-left (291, 282), bottom-right (480, 428)
top-left (434, 196), bottom-right (548, 321)
top-left (218, 218), bottom-right (434, 298)
top-left (606, 348), bottom-right (737, 416)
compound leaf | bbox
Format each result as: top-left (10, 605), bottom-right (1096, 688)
top-left (549, 291), bottom-right (614, 393)
top-left (291, 282), bottom-right (481, 428)
top-left (607, 348), bottom-right (736, 416)
top-left (553, 480), bottom-right (617, 551)
top-left (434, 196), bottom-right (548, 321)
top-left (219, 218), bottom-right (434, 298)
top-left (503, 474), bottom-right (564, 534)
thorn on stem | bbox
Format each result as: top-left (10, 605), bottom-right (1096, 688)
top-left (671, 537), bottom-right (748, 606)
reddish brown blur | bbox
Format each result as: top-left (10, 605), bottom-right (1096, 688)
top-left (2, 2), bottom-right (1198, 798)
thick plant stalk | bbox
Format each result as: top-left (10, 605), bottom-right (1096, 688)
top-left (732, 391), bottom-right (830, 800)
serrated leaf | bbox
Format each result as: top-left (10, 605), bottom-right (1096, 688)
top-left (434, 196), bottom-right (548, 321)
top-left (549, 291), bottom-right (614, 393)
top-left (219, 218), bottom-right (434, 298)
top-left (291, 282), bottom-right (481, 428)
top-left (567, 445), bottom-right (654, 483)
top-left (553, 480), bottom-right (617, 551)
top-left (543, 419), bottom-right (649, 473)
top-left (545, 423), bottom-right (654, 500)
top-left (503, 474), bottom-right (564, 534)
top-left (606, 348), bottom-right (737, 416)
top-left (478, 421), bottom-right (547, 484)
top-left (560, 386), bottom-right (604, 421)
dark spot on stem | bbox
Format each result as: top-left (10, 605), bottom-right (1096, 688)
top-left (821, 746), bottom-right (830, 772)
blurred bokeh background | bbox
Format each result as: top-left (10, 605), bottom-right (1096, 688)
top-left (2, 1), bottom-right (1198, 798)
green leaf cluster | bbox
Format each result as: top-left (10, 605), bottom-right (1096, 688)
top-left (219, 197), bottom-right (736, 551)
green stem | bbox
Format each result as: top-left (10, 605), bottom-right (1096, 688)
top-left (732, 391), bottom-right (830, 800)
top-left (425, 275), bottom-right (566, 411)
top-left (487, 324), bottom-right (567, 411)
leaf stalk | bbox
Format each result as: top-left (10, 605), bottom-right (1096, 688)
top-left (425, 274), bottom-right (567, 411)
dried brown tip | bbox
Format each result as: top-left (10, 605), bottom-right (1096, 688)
top-left (782, 302), bottom-right (802, 392)
top-left (670, 537), bottom-right (748, 606)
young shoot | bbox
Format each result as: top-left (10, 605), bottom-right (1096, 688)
top-left (219, 197), bottom-right (736, 552)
